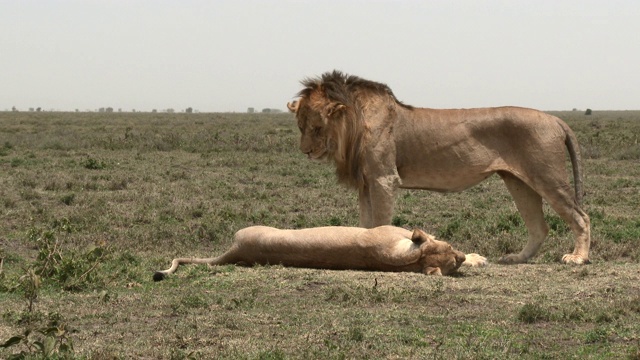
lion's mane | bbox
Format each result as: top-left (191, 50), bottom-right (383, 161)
top-left (296, 70), bottom-right (412, 189)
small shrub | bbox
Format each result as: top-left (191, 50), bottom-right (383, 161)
top-left (10, 158), bottom-right (24, 167)
top-left (83, 157), bottom-right (106, 170)
top-left (27, 222), bottom-right (109, 291)
top-left (489, 213), bottom-right (523, 235)
top-left (19, 267), bottom-right (40, 314)
top-left (108, 178), bottom-right (128, 191)
top-left (0, 264), bottom-right (77, 358)
top-left (182, 294), bottom-right (209, 309)
top-left (0, 147), bottom-right (10, 157)
top-left (584, 327), bottom-right (609, 344)
top-left (438, 218), bottom-right (461, 240)
top-left (60, 193), bottom-right (75, 206)
top-left (545, 214), bottom-right (569, 235)
top-left (0, 321), bottom-right (76, 358)
top-left (517, 303), bottom-right (550, 323)
top-left (392, 215), bottom-right (409, 227)
top-left (348, 326), bottom-right (365, 342)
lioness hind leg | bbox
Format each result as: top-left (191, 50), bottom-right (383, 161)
top-left (498, 173), bottom-right (548, 264)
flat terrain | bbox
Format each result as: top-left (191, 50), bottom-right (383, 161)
top-left (0, 110), bottom-right (639, 359)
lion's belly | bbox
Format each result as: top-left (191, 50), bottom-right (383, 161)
top-left (394, 133), bottom-right (506, 192)
top-left (398, 166), bottom-right (497, 192)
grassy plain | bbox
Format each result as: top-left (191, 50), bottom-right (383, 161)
top-left (0, 110), bottom-right (639, 359)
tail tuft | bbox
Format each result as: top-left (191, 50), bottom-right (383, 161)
top-left (152, 272), bottom-right (166, 282)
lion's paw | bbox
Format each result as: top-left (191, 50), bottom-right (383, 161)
top-left (562, 254), bottom-right (590, 265)
top-left (497, 254), bottom-right (527, 265)
top-left (462, 253), bottom-right (488, 267)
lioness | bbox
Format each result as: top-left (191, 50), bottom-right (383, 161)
top-left (153, 225), bottom-right (487, 281)
top-left (288, 70), bottom-right (591, 265)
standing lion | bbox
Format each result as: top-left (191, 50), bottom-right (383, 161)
top-left (287, 70), bottom-right (590, 265)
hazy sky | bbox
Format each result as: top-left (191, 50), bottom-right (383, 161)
top-left (2, 0), bottom-right (639, 112)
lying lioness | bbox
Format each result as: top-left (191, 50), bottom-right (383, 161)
top-left (153, 225), bottom-right (487, 281)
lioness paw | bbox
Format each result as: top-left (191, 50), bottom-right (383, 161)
top-left (562, 254), bottom-right (590, 265)
top-left (424, 267), bottom-right (443, 276)
top-left (462, 253), bottom-right (488, 267)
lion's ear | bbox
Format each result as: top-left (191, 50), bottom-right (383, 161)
top-left (287, 100), bottom-right (299, 113)
top-left (411, 229), bottom-right (433, 245)
top-left (326, 102), bottom-right (346, 118)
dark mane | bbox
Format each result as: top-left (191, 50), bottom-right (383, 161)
top-left (298, 70), bottom-right (413, 110)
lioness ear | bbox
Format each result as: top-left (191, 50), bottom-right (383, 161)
top-left (287, 100), bottom-right (299, 113)
top-left (411, 229), bottom-right (433, 245)
top-left (326, 102), bottom-right (346, 118)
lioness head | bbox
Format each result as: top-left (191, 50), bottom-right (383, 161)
top-left (412, 229), bottom-right (466, 275)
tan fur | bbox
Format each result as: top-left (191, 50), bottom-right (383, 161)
top-left (288, 70), bottom-right (591, 265)
top-left (153, 226), bottom-right (487, 281)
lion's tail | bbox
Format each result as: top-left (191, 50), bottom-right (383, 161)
top-left (558, 119), bottom-right (584, 206)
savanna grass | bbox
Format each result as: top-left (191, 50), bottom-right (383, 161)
top-left (0, 110), bottom-right (639, 358)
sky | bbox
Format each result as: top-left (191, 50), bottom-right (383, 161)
top-left (1, 0), bottom-right (639, 112)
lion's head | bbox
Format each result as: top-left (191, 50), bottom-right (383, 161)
top-left (288, 70), bottom-right (412, 189)
top-left (411, 229), bottom-right (466, 275)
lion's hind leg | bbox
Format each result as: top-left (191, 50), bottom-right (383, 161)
top-left (543, 190), bottom-right (591, 265)
top-left (497, 173), bottom-right (549, 264)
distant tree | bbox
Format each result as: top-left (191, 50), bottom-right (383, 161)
top-left (185, 107), bottom-right (193, 113)
top-left (247, 107), bottom-right (255, 113)
top-left (262, 108), bottom-right (271, 113)
top-left (152, 109), bottom-right (157, 113)
top-left (36, 107), bottom-right (41, 112)
top-left (11, 106), bottom-right (17, 112)
top-left (106, 107), bottom-right (114, 113)
top-left (29, 107), bottom-right (34, 112)
top-left (166, 108), bottom-right (175, 113)
top-left (75, 109), bottom-right (79, 112)
top-left (99, 107), bottom-right (105, 113)
top-left (585, 109), bottom-right (592, 115)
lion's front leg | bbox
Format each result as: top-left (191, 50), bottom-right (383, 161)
top-left (360, 175), bottom-right (399, 228)
top-left (358, 187), bottom-right (374, 228)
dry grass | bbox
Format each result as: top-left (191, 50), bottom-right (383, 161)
top-left (1, 110), bottom-right (639, 359)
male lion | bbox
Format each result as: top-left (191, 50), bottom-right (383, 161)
top-left (287, 70), bottom-right (591, 265)
top-left (153, 225), bottom-right (487, 281)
